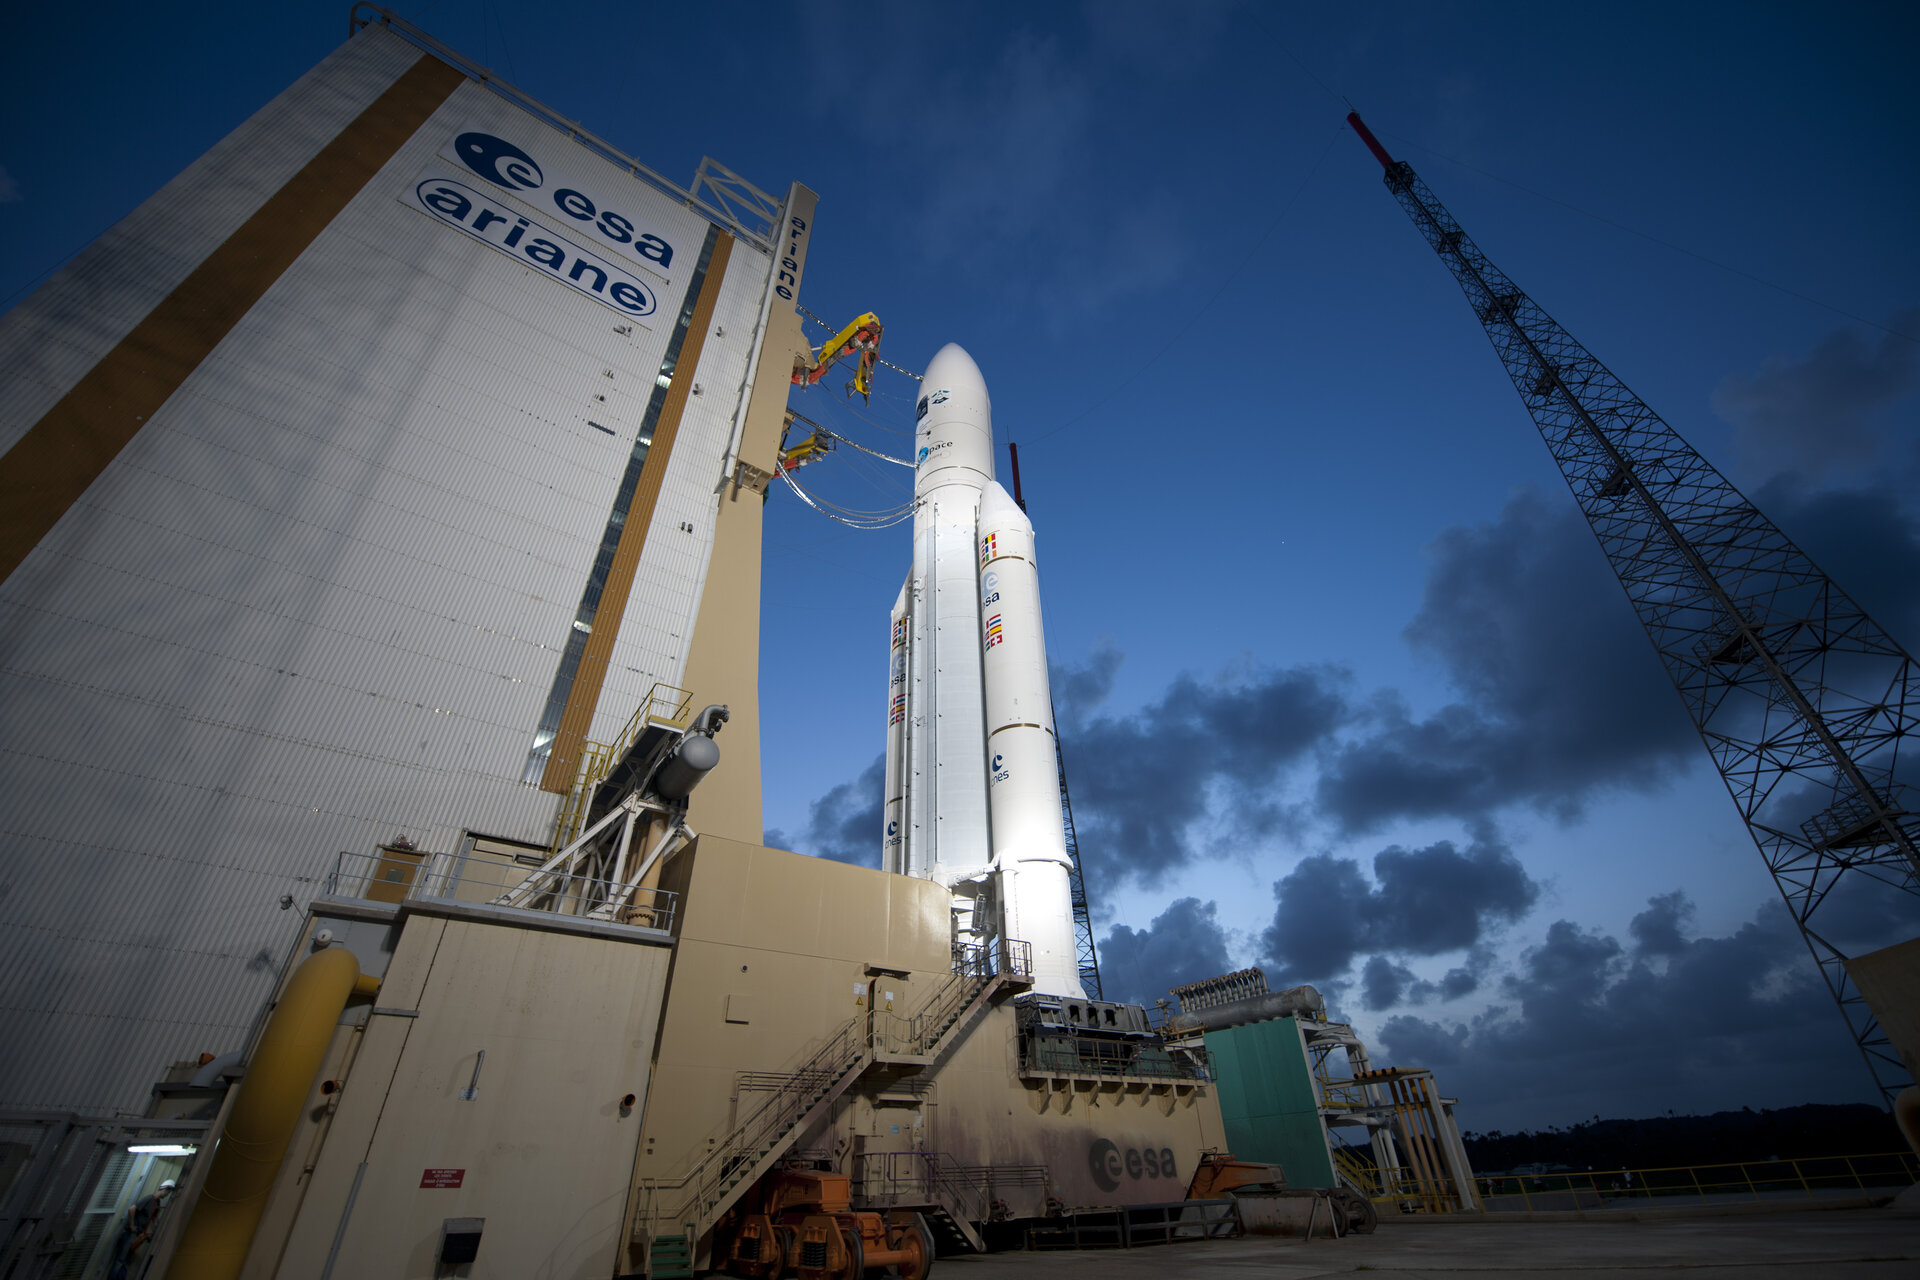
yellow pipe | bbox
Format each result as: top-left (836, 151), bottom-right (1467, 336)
top-left (167, 945), bottom-right (368, 1280)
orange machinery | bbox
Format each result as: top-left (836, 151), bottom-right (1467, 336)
top-left (719, 1167), bottom-right (934, 1280)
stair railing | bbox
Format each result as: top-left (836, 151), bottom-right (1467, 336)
top-left (641, 938), bottom-right (1036, 1247)
top-left (1331, 1142), bottom-right (1384, 1197)
top-left (643, 1013), bottom-right (871, 1239)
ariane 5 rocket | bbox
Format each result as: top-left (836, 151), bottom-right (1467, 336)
top-left (882, 343), bottom-right (1083, 999)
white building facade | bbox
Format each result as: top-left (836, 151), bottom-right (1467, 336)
top-left (0, 16), bottom-right (808, 1114)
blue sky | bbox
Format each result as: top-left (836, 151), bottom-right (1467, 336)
top-left (4, 1), bottom-right (1917, 1131)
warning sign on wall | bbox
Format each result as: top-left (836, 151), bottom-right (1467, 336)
top-left (420, 1168), bottom-right (466, 1189)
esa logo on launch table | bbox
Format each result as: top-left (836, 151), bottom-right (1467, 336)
top-left (1088, 1140), bottom-right (1179, 1192)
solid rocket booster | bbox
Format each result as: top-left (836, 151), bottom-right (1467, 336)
top-left (978, 480), bottom-right (1083, 998)
top-left (885, 343), bottom-right (1084, 998)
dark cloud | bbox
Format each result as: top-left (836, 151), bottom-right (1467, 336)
top-left (1628, 890), bottom-right (1691, 957)
top-left (1050, 639), bottom-right (1124, 731)
top-left (1375, 884), bottom-right (1920, 1131)
top-left (1094, 897), bottom-right (1234, 1008)
top-left (1713, 311), bottom-right (1920, 480)
top-left (1062, 662), bottom-right (1349, 887)
top-left (1317, 486), bottom-right (1696, 831)
top-left (767, 753), bottom-right (885, 868)
top-left (777, 650), bottom-right (1346, 887)
top-left (1360, 955), bottom-right (1415, 1011)
top-left (1262, 832), bottom-right (1538, 986)
top-left (1360, 947), bottom-right (1492, 1012)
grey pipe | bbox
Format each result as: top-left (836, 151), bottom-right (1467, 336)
top-left (689, 704), bottom-right (730, 736)
top-left (1163, 985), bottom-right (1325, 1035)
top-left (189, 1050), bottom-right (244, 1088)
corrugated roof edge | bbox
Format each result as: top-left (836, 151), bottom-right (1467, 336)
top-left (346, 3), bottom-right (782, 252)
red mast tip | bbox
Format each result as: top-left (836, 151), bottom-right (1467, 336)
top-left (1347, 112), bottom-right (1396, 170)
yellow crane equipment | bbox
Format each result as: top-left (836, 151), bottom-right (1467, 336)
top-left (792, 312), bottom-right (883, 403)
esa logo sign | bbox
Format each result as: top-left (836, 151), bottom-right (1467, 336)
top-left (1088, 1140), bottom-right (1178, 1193)
top-left (447, 129), bottom-right (676, 270)
top-left (454, 132), bottom-right (541, 190)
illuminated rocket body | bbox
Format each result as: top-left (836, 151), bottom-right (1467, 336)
top-left (882, 343), bottom-right (1083, 998)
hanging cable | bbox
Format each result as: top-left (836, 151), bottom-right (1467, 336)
top-left (787, 411), bottom-right (914, 467)
top-left (776, 465), bottom-right (916, 529)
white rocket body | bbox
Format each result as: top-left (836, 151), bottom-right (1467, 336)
top-left (884, 343), bottom-right (1084, 999)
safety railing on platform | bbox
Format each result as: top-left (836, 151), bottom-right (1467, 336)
top-left (641, 1014), bottom-right (872, 1245)
top-left (1330, 1142), bottom-right (1384, 1197)
top-left (853, 1151), bottom-right (990, 1223)
top-left (868, 940), bottom-right (1033, 1058)
top-left (1475, 1151), bottom-right (1920, 1213)
top-left (323, 848), bottom-right (678, 933)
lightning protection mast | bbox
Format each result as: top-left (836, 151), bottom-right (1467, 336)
top-left (1347, 113), bottom-right (1920, 1102)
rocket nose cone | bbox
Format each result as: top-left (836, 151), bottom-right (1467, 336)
top-left (921, 343), bottom-right (989, 409)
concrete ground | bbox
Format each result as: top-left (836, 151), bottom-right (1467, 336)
top-left (930, 1206), bottom-right (1920, 1278)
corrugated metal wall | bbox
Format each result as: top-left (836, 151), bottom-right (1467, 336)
top-left (0, 26), bottom-right (779, 1112)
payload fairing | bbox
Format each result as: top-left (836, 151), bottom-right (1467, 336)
top-left (883, 344), bottom-right (1083, 998)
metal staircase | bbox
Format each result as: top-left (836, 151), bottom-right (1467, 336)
top-left (636, 940), bottom-right (1034, 1271)
top-left (872, 940), bottom-right (1034, 1063)
top-left (1330, 1142), bottom-right (1384, 1198)
top-left (639, 1017), bottom-right (873, 1256)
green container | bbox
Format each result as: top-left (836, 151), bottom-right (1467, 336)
top-left (1204, 1016), bottom-right (1337, 1188)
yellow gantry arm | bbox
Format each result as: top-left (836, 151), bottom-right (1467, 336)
top-left (791, 312), bottom-right (883, 402)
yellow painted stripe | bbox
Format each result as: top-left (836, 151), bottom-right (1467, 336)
top-left (0, 53), bottom-right (466, 585)
top-left (540, 233), bottom-right (737, 793)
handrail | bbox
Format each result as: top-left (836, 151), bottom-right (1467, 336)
top-left (323, 849), bottom-right (677, 932)
top-left (871, 939), bottom-right (1032, 1057)
top-left (1473, 1150), bottom-right (1920, 1212)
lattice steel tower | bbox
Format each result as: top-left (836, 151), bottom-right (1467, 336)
top-left (1348, 114), bottom-right (1920, 1100)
